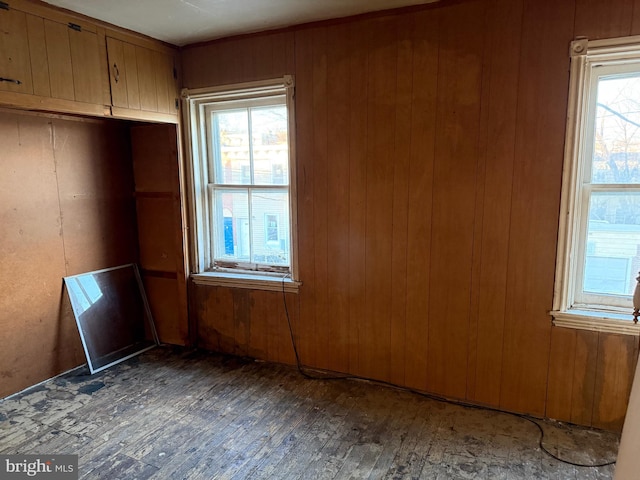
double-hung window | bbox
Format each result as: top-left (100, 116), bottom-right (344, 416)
top-left (553, 37), bottom-right (640, 334)
top-left (183, 77), bottom-right (299, 292)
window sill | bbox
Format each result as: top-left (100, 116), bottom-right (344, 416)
top-left (550, 309), bottom-right (640, 336)
top-left (191, 271), bottom-right (301, 293)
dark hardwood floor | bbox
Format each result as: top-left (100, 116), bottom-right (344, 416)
top-left (0, 347), bottom-right (619, 479)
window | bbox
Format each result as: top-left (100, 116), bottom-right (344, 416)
top-left (183, 77), bottom-right (300, 292)
top-left (552, 37), bottom-right (640, 334)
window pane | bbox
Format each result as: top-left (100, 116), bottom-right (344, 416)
top-left (212, 190), bottom-right (250, 262)
top-left (251, 106), bottom-right (289, 185)
top-left (592, 74), bottom-right (640, 184)
top-left (584, 192), bottom-right (640, 296)
top-left (212, 109), bottom-right (251, 185)
top-left (250, 190), bottom-right (290, 266)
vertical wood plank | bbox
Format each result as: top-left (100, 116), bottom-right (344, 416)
top-left (123, 42), bottom-right (141, 110)
top-left (311, 26), bottom-right (330, 371)
top-left (592, 333), bottom-right (639, 430)
top-left (469, 0), bottom-right (523, 406)
top-left (326, 22), bottom-right (351, 373)
top-left (361, 16), bottom-right (397, 382)
top-left (68, 29), bottom-right (104, 104)
top-left (546, 327), bottom-right (577, 422)
top-left (136, 45), bottom-right (157, 112)
top-left (570, 330), bottom-right (599, 426)
top-left (294, 27), bottom-right (317, 368)
top-left (44, 20), bottom-right (74, 101)
top-left (404, 9), bottom-right (439, 391)
top-left (500, 0), bottom-right (575, 416)
top-left (575, 0), bottom-right (633, 39)
top-left (347, 19), bottom-right (370, 376)
top-left (247, 291), bottom-right (269, 360)
top-left (426, 0), bottom-right (485, 399)
top-left (389, 14), bottom-right (413, 386)
top-left (153, 50), bottom-right (173, 114)
top-left (632, 0), bottom-right (640, 34)
top-left (26, 14), bottom-right (51, 97)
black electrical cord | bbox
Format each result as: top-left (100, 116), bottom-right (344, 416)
top-left (280, 275), bottom-right (617, 469)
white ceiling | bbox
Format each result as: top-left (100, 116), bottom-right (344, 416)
top-left (42, 0), bottom-right (438, 47)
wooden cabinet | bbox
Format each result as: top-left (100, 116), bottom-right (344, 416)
top-left (0, 0), bottom-right (179, 122)
top-left (107, 36), bottom-right (179, 122)
top-left (0, 2), bottom-right (108, 115)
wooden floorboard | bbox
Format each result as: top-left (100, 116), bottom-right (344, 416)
top-left (0, 346), bottom-right (619, 479)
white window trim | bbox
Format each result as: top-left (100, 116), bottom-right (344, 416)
top-left (552, 36), bottom-right (640, 335)
top-left (182, 76), bottom-right (301, 293)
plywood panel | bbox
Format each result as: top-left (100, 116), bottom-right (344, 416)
top-left (44, 20), bottom-right (74, 101)
top-left (0, 113), bottom-right (67, 397)
top-left (131, 125), bottom-right (177, 192)
top-left (136, 197), bottom-right (178, 272)
top-left (0, 111), bottom-right (137, 399)
top-left (500, 0), bottom-right (575, 416)
top-left (427, 0), bottom-right (484, 399)
top-left (68, 28), bottom-right (103, 104)
top-left (469, 0), bottom-right (523, 407)
top-left (53, 119), bottom-right (138, 274)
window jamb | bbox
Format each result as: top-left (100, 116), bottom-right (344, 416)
top-left (182, 76), bottom-right (299, 291)
top-left (552, 37), bottom-right (640, 334)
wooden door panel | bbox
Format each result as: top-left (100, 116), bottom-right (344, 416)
top-left (69, 28), bottom-right (103, 104)
top-left (0, 8), bottom-right (33, 94)
top-left (136, 45), bottom-right (157, 111)
top-left (44, 19), bottom-right (74, 101)
top-left (123, 42), bottom-right (141, 109)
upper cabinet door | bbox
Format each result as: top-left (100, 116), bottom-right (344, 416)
top-left (44, 20), bottom-right (105, 104)
top-left (106, 36), bottom-right (178, 118)
top-left (0, 8), bottom-right (33, 94)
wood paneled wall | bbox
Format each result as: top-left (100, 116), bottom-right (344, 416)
top-left (183, 0), bottom-right (640, 430)
top-left (0, 110), bottom-right (138, 398)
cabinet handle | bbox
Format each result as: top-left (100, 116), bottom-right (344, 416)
top-left (0, 77), bottom-right (21, 85)
top-left (113, 63), bottom-right (120, 83)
